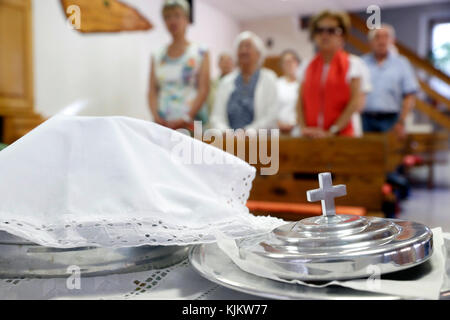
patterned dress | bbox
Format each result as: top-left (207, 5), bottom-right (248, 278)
top-left (153, 43), bottom-right (208, 123)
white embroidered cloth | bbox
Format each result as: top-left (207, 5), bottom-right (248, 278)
top-left (0, 116), bottom-right (283, 248)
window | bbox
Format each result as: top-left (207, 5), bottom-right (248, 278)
top-left (430, 20), bottom-right (450, 76)
top-left (428, 19), bottom-right (450, 98)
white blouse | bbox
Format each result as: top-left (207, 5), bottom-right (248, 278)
top-left (277, 77), bottom-right (300, 126)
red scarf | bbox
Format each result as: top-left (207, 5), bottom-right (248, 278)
top-left (302, 50), bottom-right (353, 136)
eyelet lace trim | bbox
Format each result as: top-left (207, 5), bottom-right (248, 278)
top-left (0, 171), bottom-right (283, 248)
top-left (0, 214), bottom-right (282, 248)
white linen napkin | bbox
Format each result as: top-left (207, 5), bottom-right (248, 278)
top-left (0, 116), bottom-right (283, 248)
top-left (217, 228), bottom-right (446, 300)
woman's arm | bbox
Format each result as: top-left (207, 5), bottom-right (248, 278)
top-left (149, 57), bottom-right (166, 126)
top-left (392, 93), bottom-right (415, 139)
top-left (188, 51), bottom-right (211, 119)
top-left (295, 84), bottom-right (322, 138)
top-left (296, 83), bottom-right (306, 129)
top-left (209, 78), bottom-right (231, 131)
top-left (330, 77), bottom-right (361, 134)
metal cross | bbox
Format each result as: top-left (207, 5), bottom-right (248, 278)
top-left (306, 173), bottom-right (347, 217)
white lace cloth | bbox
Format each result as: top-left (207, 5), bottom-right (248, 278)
top-left (0, 116), bottom-right (283, 248)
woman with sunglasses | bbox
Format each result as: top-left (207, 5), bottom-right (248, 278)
top-left (296, 10), bottom-right (363, 138)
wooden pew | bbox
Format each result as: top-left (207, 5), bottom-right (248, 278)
top-left (1, 113), bottom-right (46, 144)
top-left (251, 135), bottom-right (387, 213)
top-left (204, 134), bottom-right (400, 218)
top-left (246, 200), bottom-right (367, 221)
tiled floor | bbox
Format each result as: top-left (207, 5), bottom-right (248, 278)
top-left (398, 156), bottom-right (450, 232)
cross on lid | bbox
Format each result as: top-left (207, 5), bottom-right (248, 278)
top-left (306, 172), bottom-right (347, 217)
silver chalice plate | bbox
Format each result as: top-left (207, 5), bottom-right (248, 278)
top-left (0, 231), bottom-right (189, 278)
top-left (190, 243), bottom-right (402, 300)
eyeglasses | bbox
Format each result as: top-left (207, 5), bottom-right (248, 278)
top-left (314, 27), bottom-right (343, 36)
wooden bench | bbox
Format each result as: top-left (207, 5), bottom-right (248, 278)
top-left (246, 200), bottom-right (366, 221)
top-left (1, 113), bottom-right (46, 144)
top-left (204, 134), bottom-right (401, 219)
top-left (404, 132), bottom-right (449, 188)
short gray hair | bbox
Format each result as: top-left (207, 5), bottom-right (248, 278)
top-left (162, 0), bottom-right (190, 17)
top-left (368, 23), bottom-right (396, 41)
top-left (218, 52), bottom-right (234, 62)
top-left (233, 31), bottom-right (266, 65)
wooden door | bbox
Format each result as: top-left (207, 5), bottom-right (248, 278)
top-left (0, 0), bottom-right (33, 115)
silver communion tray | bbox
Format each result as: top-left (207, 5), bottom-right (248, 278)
top-left (0, 231), bottom-right (189, 278)
top-left (190, 172), bottom-right (435, 296)
top-left (233, 173), bottom-right (433, 281)
top-left (190, 241), bottom-right (449, 300)
top-left (234, 215), bottom-right (433, 281)
top-left (190, 243), bottom-right (400, 300)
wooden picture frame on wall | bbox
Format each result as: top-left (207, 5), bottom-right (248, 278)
top-left (187, 0), bottom-right (194, 24)
top-left (60, 0), bottom-right (153, 33)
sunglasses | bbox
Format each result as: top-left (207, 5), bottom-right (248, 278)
top-left (314, 27), bottom-right (343, 36)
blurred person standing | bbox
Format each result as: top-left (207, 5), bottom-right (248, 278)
top-left (361, 24), bottom-right (418, 139)
top-left (210, 31), bottom-right (278, 131)
top-left (207, 53), bottom-right (235, 122)
top-left (217, 53), bottom-right (235, 79)
top-left (277, 50), bottom-right (301, 135)
top-left (296, 10), bottom-right (363, 138)
top-left (149, 0), bottom-right (210, 130)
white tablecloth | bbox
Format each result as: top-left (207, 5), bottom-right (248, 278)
top-left (1, 236), bottom-right (449, 300)
top-left (0, 260), bottom-right (261, 300)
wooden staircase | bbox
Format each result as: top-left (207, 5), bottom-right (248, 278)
top-left (347, 13), bottom-right (450, 131)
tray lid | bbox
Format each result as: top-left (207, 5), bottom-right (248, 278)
top-left (237, 173), bottom-right (433, 280)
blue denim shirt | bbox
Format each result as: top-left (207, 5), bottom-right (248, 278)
top-left (226, 70), bottom-right (260, 130)
top-left (362, 52), bottom-right (418, 113)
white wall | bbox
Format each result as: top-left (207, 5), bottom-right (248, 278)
top-left (241, 15), bottom-right (315, 64)
top-left (32, 0), bottom-right (241, 120)
top-left (188, 0), bottom-right (241, 76)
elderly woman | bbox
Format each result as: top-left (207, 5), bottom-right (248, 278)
top-left (149, 0), bottom-right (210, 130)
top-left (296, 11), bottom-right (364, 138)
top-left (210, 31), bottom-right (278, 131)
